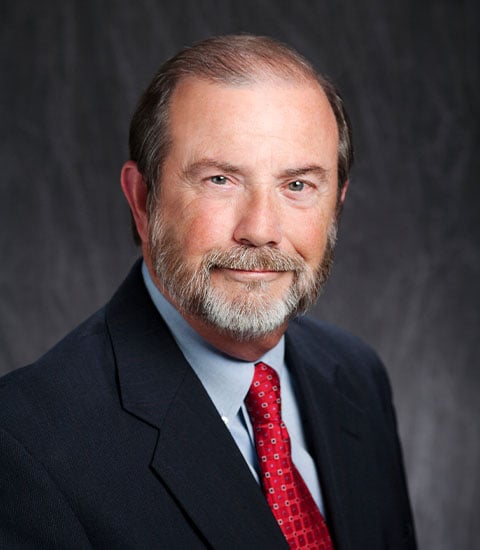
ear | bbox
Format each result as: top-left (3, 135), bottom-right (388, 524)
top-left (120, 161), bottom-right (149, 244)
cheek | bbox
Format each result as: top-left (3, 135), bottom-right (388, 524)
top-left (288, 215), bottom-right (332, 266)
top-left (171, 201), bottom-right (237, 257)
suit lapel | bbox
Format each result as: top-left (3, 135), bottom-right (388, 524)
top-left (105, 263), bottom-right (288, 549)
top-left (285, 322), bottom-right (377, 550)
top-left (150, 367), bottom-right (288, 549)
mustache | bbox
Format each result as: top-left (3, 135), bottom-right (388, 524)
top-left (202, 246), bottom-right (306, 273)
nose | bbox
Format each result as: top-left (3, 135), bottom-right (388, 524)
top-left (233, 187), bottom-right (282, 247)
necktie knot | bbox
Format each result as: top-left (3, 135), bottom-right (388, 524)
top-left (245, 362), bottom-right (282, 425)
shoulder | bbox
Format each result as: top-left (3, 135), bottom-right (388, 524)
top-left (1, 304), bottom-right (110, 381)
top-left (0, 261), bottom-right (146, 420)
top-left (0, 305), bottom-right (116, 437)
top-left (0, 260), bottom-right (159, 452)
top-left (286, 315), bottom-right (392, 409)
top-left (287, 315), bottom-right (382, 369)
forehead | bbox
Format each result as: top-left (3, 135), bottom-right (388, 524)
top-left (169, 75), bottom-right (335, 123)
top-left (166, 77), bottom-right (339, 169)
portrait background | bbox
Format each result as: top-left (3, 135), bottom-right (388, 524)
top-left (1, 1), bottom-right (478, 548)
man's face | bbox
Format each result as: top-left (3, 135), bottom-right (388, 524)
top-left (147, 77), bottom-right (341, 341)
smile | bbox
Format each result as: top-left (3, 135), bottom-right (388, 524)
top-left (215, 267), bottom-right (290, 283)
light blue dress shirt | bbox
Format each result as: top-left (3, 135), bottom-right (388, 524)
top-left (142, 262), bottom-right (326, 516)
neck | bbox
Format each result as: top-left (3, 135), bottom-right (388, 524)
top-left (180, 314), bottom-right (287, 362)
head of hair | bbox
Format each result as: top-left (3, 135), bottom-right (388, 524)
top-left (128, 34), bottom-right (353, 243)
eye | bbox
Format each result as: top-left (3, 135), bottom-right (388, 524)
top-left (288, 180), bottom-right (305, 192)
top-left (210, 175), bottom-right (227, 185)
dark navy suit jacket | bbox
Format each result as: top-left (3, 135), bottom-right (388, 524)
top-left (0, 262), bottom-right (416, 549)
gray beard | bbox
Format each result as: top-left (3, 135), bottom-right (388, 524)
top-left (148, 214), bottom-right (337, 341)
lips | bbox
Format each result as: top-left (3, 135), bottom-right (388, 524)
top-left (212, 267), bottom-right (293, 287)
top-left (215, 267), bottom-right (285, 274)
top-left (204, 246), bottom-right (305, 274)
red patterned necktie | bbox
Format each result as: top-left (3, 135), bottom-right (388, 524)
top-left (245, 362), bottom-right (334, 550)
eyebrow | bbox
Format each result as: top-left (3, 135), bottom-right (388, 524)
top-left (182, 158), bottom-right (329, 181)
top-left (278, 165), bottom-right (329, 180)
top-left (182, 159), bottom-right (242, 180)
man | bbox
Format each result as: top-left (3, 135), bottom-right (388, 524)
top-left (0, 35), bottom-right (416, 549)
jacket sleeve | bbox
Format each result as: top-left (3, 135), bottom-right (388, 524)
top-left (0, 427), bottom-right (92, 550)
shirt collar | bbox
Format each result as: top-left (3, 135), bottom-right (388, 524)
top-left (141, 262), bottom-right (285, 421)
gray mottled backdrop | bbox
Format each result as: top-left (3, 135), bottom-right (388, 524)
top-left (1, 1), bottom-right (478, 548)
